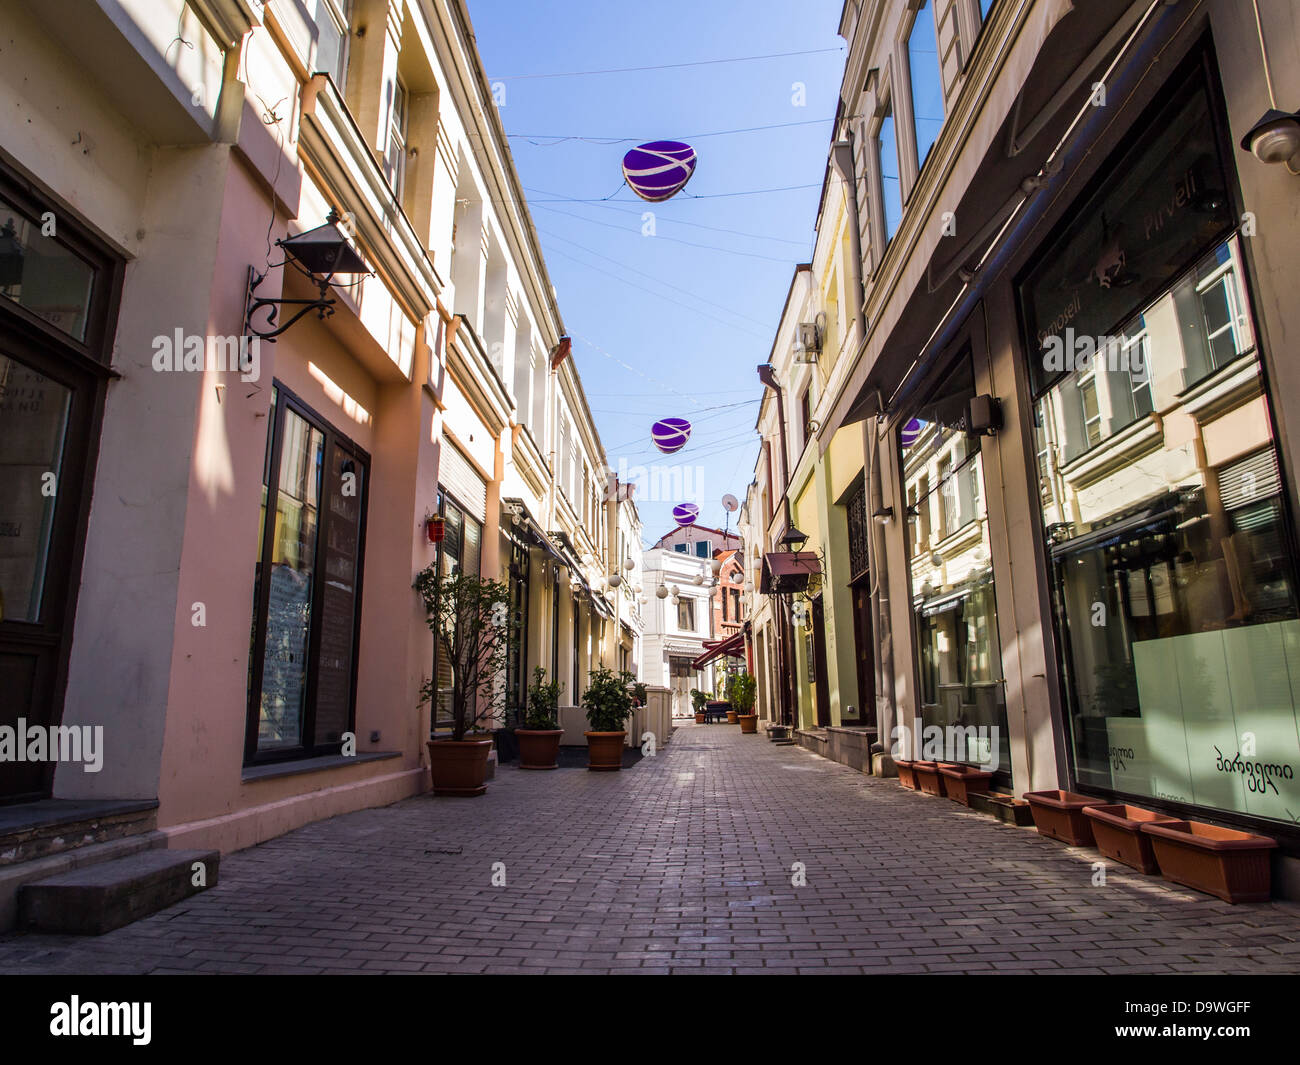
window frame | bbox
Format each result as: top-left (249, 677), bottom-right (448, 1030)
top-left (245, 380), bottom-right (370, 765)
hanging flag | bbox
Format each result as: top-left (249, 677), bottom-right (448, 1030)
top-left (622, 141), bottom-right (697, 202)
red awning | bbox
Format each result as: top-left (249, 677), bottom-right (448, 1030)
top-left (690, 629), bottom-right (747, 670)
top-left (760, 551), bottom-right (821, 595)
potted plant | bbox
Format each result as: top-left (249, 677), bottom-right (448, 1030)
top-left (731, 673), bottom-right (758, 733)
top-left (517, 666), bottom-right (564, 770)
top-left (1023, 789), bottom-right (1106, 846)
top-left (1139, 819), bottom-right (1278, 902)
top-left (583, 666), bottom-right (634, 771)
top-left (895, 759), bottom-right (919, 790)
top-left (632, 681), bottom-right (648, 708)
top-left (414, 564), bottom-right (516, 796)
top-left (691, 688), bottom-right (707, 724)
top-left (723, 675), bottom-right (741, 724)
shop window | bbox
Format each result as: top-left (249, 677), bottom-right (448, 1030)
top-left (1023, 55), bottom-right (1300, 825)
top-left (906, 0), bottom-right (945, 173)
top-left (430, 489), bottom-right (482, 730)
top-left (247, 386), bottom-right (367, 761)
top-left (902, 354), bottom-right (1008, 776)
top-left (677, 597), bottom-right (695, 631)
top-left (877, 105), bottom-right (902, 248)
top-left (0, 193), bottom-right (95, 342)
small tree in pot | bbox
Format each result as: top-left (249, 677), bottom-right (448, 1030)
top-left (690, 688), bottom-right (707, 723)
top-left (733, 672), bottom-right (759, 733)
top-left (415, 564), bottom-right (517, 796)
top-left (518, 666), bottom-right (564, 770)
top-left (582, 666), bottom-right (634, 771)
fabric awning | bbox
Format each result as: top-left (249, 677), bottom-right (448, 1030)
top-left (691, 629), bottom-right (747, 670)
top-left (760, 551), bottom-right (822, 595)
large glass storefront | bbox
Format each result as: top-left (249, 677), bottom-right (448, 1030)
top-left (1023, 53), bottom-right (1300, 825)
top-left (901, 354), bottom-right (1010, 777)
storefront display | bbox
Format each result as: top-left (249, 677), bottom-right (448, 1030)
top-left (1024, 58), bottom-right (1300, 826)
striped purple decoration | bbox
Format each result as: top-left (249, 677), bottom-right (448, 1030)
top-left (622, 141), bottom-right (697, 202)
top-left (651, 417), bottom-right (692, 454)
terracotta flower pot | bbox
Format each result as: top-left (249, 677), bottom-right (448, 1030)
top-left (585, 731), bottom-right (626, 771)
top-left (426, 738), bottom-right (493, 796)
top-left (695, 713), bottom-right (705, 724)
top-left (1140, 820), bottom-right (1278, 903)
top-left (939, 765), bottom-right (994, 806)
top-left (914, 761), bottom-right (946, 797)
top-left (516, 728), bottom-right (563, 770)
top-left (738, 714), bottom-right (758, 734)
top-left (895, 759), bottom-right (919, 790)
top-left (726, 709), bottom-right (738, 724)
top-left (1023, 790), bottom-right (1105, 846)
top-left (1083, 804), bottom-right (1182, 874)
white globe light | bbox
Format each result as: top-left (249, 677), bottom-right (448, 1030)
top-left (623, 558), bottom-right (635, 571)
top-left (692, 575), bottom-right (703, 586)
top-left (711, 559), bottom-right (722, 575)
top-left (656, 586), bottom-right (668, 599)
top-left (670, 584), bottom-right (680, 596)
top-left (609, 574), bottom-right (622, 588)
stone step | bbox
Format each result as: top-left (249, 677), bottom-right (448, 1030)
top-left (0, 799), bottom-right (159, 867)
top-left (0, 831), bottom-right (167, 932)
top-left (19, 848), bottom-right (219, 935)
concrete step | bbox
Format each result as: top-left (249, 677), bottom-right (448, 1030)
top-left (19, 848), bottom-right (219, 935)
top-left (0, 799), bottom-right (159, 867)
top-left (0, 830), bottom-right (168, 932)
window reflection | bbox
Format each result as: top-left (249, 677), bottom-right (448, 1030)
top-left (907, 0), bottom-right (945, 170)
top-left (903, 356), bottom-right (1009, 775)
top-left (1035, 235), bottom-right (1300, 822)
top-left (878, 107), bottom-right (902, 246)
top-left (0, 195), bottom-right (95, 341)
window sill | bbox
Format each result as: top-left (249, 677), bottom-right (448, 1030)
top-left (242, 750), bottom-right (402, 783)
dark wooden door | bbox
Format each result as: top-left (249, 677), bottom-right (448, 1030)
top-left (811, 596), bottom-right (831, 727)
top-left (0, 331), bottom-right (104, 801)
top-left (852, 579), bottom-right (877, 729)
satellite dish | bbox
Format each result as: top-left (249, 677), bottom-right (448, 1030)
top-left (721, 494), bottom-right (739, 512)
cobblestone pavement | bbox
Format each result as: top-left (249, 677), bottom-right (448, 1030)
top-left (3, 722), bottom-right (1300, 974)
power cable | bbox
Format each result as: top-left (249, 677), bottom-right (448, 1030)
top-left (490, 46), bottom-right (843, 81)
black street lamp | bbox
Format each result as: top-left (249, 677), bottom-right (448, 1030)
top-left (244, 208), bottom-right (370, 341)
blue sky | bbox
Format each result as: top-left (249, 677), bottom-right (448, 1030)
top-left (466, 0), bottom-right (847, 545)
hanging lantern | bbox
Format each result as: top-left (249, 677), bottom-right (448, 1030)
top-left (622, 141), bottom-right (697, 202)
top-left (623, 558), bottom-right (635, 572)
top-left (900, 417), bottom-right (925, 448)
top-left (673, 502), bottom-right (699, 527)
top-left (609, 574), bottom-right (622, 588)
top-left (710, 559), bottom-right (722, 576)
top-left (652, 417), bottom-right (692, 454)
top-left (656, 585), bottom-right (669, 599)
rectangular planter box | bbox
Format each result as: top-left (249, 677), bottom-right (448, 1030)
top-left (896, 760), bottom-right (919, 790)
top-left (914, 762), bottom-right (945, 797)
top-left (978, 793), bottom-right (1034, 826)
top-left (939, 765), bottom-right (993, 806)
top-left (1083, 804), bottom-right (1181, 874)
top-left (1023, 790), bottom-right (1105, 846)
top-left (1140, 820), bottom-right (1278, 903)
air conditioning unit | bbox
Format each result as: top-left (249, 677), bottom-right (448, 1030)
top-left (796, 321), bottom-right (821, 361)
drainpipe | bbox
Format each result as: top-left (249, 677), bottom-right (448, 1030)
top-left (832, 136), bottom-right (896, 756)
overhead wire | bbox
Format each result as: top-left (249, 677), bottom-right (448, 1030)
top-left (490, 46), bottom-right (843, 81)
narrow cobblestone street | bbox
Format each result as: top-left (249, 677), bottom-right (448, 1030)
top-left (2, 725), bottom-right (1300, 975)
